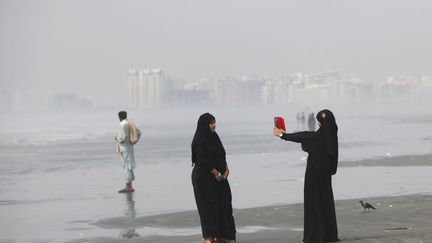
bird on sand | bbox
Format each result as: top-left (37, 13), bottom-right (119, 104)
top-left (359, 200), bottom-right (376, 212)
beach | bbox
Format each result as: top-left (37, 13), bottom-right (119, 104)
top-left (67, 193), bottom-right (432, 243)
top-left (59, 153), bottom-right (432, 243)
top-left (1, 107), bottom-right (432, 243)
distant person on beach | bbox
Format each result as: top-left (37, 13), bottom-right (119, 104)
top-left (115, 111), bottom-right (141, 193)
top-left (300, 111), bottom-right (306, 130)
top-left (308, 112), bottom-right (316, 131)
top-left (191, 113), bottom-right (236, 243)
top-left (297, 111), bottom-right (306, 131)
top-left (274, 109), bottom-right (340, 243)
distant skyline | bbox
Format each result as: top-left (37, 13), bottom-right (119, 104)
top-left (1, 0), bottom-right (431, 106)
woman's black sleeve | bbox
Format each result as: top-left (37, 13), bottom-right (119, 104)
top-left (280, 131), bottom-right (310, 143)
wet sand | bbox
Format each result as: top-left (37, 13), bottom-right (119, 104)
top-left (341, 153), bottom-right (432, 167)
top-left (65, 193), bottom-right (432, 243)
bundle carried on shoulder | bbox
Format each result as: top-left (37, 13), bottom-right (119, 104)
top-left (128, 119), bottom-right (140, 145)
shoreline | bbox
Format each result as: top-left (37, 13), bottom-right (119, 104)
top-left (75, 193), bottom-right (432, 243)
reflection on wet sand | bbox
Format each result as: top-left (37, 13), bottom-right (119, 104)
top-left (119, 192), bottom-right (140, 239)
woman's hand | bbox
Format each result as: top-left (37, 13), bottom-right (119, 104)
top-left (223, 166), bottom-right (230, 180)
top-left (273, 127), bottom-right (284, 137)
top-left (211, 169), bottom-right (223, 182)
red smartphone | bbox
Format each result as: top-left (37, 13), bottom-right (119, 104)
top-left (274, 116), bottom-right (286, 132)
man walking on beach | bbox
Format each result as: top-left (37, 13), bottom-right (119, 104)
top-left (115, 111), bottom-right (141, 193)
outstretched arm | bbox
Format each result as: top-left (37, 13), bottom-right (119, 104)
top-left (273, 127), bottom-right (309, 143)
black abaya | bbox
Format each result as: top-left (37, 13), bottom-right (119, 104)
top-left (281, 131), bottom-right (338, 243)
top-left (191, 113), bottom-right (236, 240)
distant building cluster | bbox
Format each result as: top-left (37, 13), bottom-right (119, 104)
top-left (377, 75), bottom-right (432, 102)
top-left (128, 69), bottom-right (375, 108)
top-left (2, 71), bottom-right (432, 113)
top-left (0, 91), bottom-right (93, 113)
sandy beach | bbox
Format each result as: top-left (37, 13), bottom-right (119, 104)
top-left (61, 193), bottom-right (432, 243)
top-left (60, 154), bottom-right (432, 243)
top-left (3, 152), bottom-right (432, 243)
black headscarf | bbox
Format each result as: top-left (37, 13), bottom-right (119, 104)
top-left (191, 113), bottom-right (225, 166)
top-left (316, 109), bottom-right (339, 175)
top-left (118, 111), bottom-right (127, 121)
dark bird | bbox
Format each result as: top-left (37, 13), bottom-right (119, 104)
top-left (359, 200), bottom-right (376, 212)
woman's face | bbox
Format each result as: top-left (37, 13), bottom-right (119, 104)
top-left (209, 120), bottom-right (216, 132)
top-left (317, 121), bottom-right (321, 129)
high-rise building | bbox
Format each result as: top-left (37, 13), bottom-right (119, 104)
top-left (0, 90), bottom-right (63, 113)
top-left (128, 70), bottom-right (140, 108)
top-left (378, 75), bottom-right (432, 102)
top-left (262, 77), bottom-right (295, 104)
top-left (213, 76), bottom-right (266, 105)
top-left (128, 69), bottom-right (170, 108)
top-left (0, 90), bottom-right (13, 112)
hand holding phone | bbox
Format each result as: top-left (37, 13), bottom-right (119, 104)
top-left (274, 116), bottom-right (286, 132)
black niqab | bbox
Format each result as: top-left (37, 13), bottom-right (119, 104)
top-left (316, 109), bottom-right (338, 175)
top-left (191, 113), bottom-right (225, 166)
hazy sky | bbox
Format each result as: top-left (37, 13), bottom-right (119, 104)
top-left (1, 0), bottom-right (431, 104)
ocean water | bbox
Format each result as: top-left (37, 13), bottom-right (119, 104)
top-left (1, 105), bottom-right (432, 242)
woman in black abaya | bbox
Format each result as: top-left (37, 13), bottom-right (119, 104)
top-left (274, 109), bottom-right (340, 243)
top-left (191, 113), bottom-right (236, 243)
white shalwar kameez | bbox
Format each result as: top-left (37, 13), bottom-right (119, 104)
top-left (115, 119), bottom-right (140, 182)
